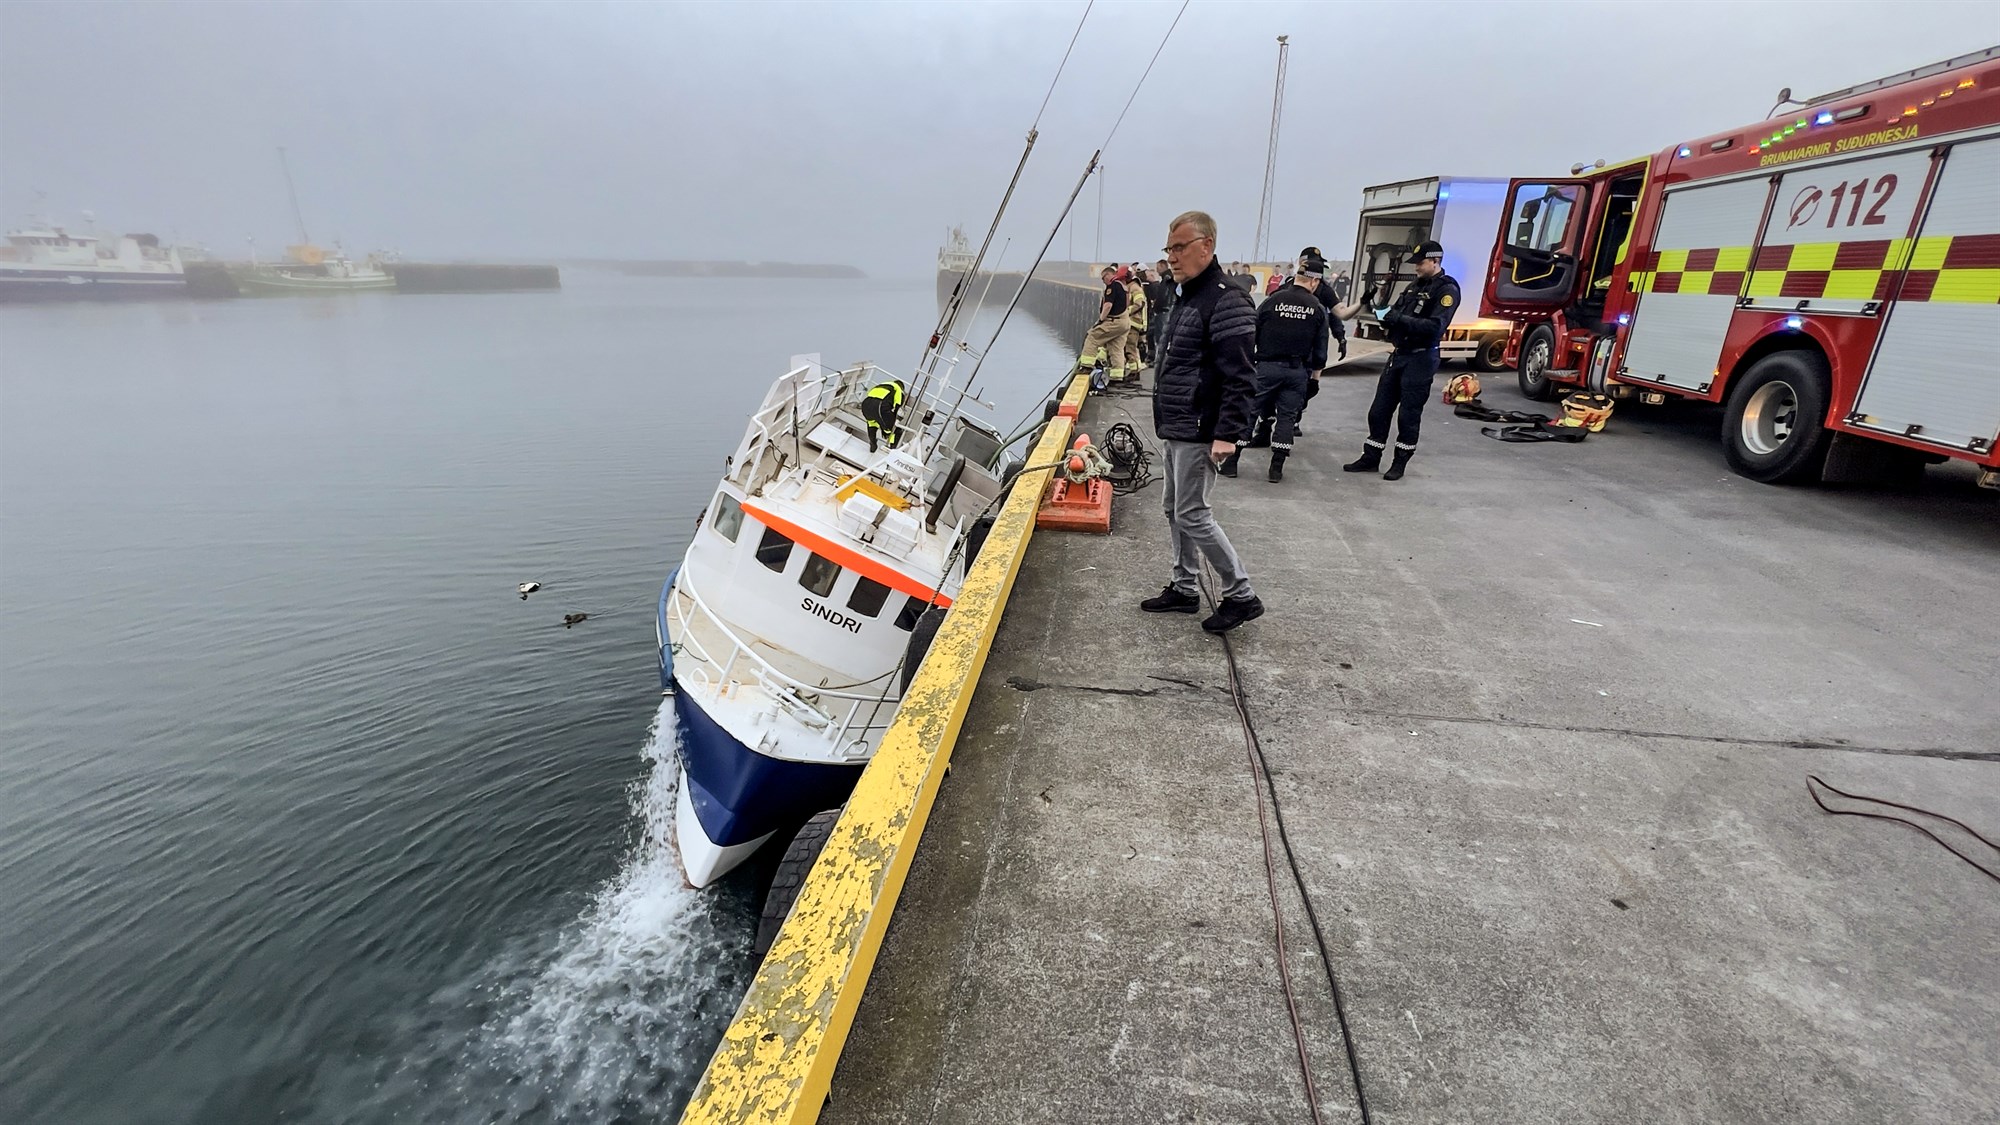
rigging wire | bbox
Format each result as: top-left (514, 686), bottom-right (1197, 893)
top-left (1034, 1), bottom-right (1094, 130)
top-left (964, 0), bottom-right (1190, 397)
top-left (1101, 0), bottom-right (1190, 151)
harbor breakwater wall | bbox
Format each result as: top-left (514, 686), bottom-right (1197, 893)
top-left (984, 272), bottom-right (1097, 354)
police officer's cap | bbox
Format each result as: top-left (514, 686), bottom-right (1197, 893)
top-left (1298, 251), bottom-right (1328, 278)
top-left (1297, 246), bottom-right (1322, 262)
top-left (1410, 240), bottom-right (1445, 262)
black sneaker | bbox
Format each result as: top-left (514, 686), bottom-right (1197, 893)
top-left (1201, 594), bottom-right (1264, 634)
top-left (1140, 586), bottom-right (1201, 614)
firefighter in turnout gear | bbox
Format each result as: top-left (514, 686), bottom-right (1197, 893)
top-left (1076, 265), bottom-right (1132, 389)
top-left (860, 378), bottom-right (906, 452)
top-left (1342, 240), bottom-right (1460, 481)
top-left (1122, 269), bottom-right (1148, 379)
top-left (1219, 251), bottom-right (1329, 483)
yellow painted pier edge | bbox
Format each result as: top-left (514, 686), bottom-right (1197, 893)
top-left (679, 369), bottom-right (1093, 1124)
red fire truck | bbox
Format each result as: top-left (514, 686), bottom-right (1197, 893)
top-left (1480, 47), bottom-right (1999, 487)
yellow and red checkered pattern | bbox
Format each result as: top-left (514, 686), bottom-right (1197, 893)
top-left (1630, 234), bottom-right (2000, 303)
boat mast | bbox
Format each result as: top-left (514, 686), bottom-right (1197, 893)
top-left (1252, 35), bottom-right (1289, 263)
top-left (277, 146), bottom-right (311, 247)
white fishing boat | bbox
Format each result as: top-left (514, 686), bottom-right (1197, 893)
top-left (0, 226), bottom-right (186, 300)
top-left (657, 353), bottom-right (1012, 888)
top-left (658, 11), bottom-right (1129, 901)
top-left (936, 224), bottom-right (975, 305)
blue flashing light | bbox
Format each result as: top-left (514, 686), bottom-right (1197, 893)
top-left (1618, 313), bottom-right (1632, 326)
top-left (1439, 188), bottom-right (1450, 200)
top-left (1786, 316), bottom-right (1804, 330)
top-left (1814, 111), bottom-right (1834, 125)
top-left (1677, 146), bottom-right (1692, 158)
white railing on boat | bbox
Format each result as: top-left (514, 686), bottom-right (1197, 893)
top-left (728, 360), bottom-right (971, 492)
top-left (665, 565), bottom-right (899, 759)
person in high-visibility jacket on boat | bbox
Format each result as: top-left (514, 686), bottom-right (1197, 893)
top-left (1121, 269), bottom-right (1148, 381)
top-left (860, 378), bottom-right (906, 452)
top-left (1076, 265), bottom-right (1131, 389)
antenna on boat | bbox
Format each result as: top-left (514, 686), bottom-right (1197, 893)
top-left (956, 0), bottom-right (1189, 409)
top-left (277, 146), bottom-right (311, 247)
top-left (913, 1), bottom-right (1093, 398)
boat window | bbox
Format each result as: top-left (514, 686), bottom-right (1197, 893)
top-left (847, 576), bottom-right (892, 617)
top-left (710, 493), bottom-right (744, 542)
top-left (799, 553), bottom-right (840, 597)
top-left (893, 595), bottom-right (927, 632)
top-left (755, 526), bottom-right (794, 572)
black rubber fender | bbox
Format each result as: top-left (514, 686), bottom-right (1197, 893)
top-left (925, 455), bottom-right (967, 532)
top-left (899, 606), bottom-right (948, 694)
top-left (963, 515), bottom-right (996, 569)
top-left (754, 807), bottom-right (843, 957)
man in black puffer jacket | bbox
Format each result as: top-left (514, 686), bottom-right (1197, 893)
top-left (1140, 210), bottom-right (1264, 635)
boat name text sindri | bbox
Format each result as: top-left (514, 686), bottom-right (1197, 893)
top-left (802, 597), bottom-right (864, 633)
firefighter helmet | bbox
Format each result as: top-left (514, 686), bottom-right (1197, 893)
top-left (1440, 373), bottom-right (1481, 405)
top-left (1560, 392), bottom-right (1615, 432)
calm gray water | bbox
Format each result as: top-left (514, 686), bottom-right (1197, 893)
top-left (0, 272), bottom-right (1072, 1124)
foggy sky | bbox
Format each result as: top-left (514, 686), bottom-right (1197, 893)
top-left (3, 1), bottom-right (1994, 276)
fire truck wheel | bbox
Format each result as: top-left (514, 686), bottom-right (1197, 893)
top-left (1517, 326), bottom-right (1561, 401)
top-left (1475, 335), bottom-right (1509, 373)
top-left (1722, 350), bottom-right (1833, 484)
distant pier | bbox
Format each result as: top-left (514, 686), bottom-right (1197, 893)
top-left (177, 260), bottom-right (560, 299)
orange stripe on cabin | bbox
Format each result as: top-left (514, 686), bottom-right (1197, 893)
top-left (741, 500), bottom-right (954, 610)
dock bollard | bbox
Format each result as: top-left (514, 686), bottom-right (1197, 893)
top-left (1036, 434), bottom-right (1113, 534)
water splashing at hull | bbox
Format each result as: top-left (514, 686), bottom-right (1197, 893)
top-left (329, 701), bottom-right (757, 1123)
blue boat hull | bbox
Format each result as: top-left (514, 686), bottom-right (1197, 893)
top-left (659, 564), bottom-right (862, 872)
top-left (671, 688), bottom-right (864, 849)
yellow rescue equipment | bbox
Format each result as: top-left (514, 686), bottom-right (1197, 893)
top-left (1440, 373), bottom-right (1481, 405)
top-left (1560, 392), bottom-right (1615, 432)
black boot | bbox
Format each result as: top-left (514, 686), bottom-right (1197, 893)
top-left (1342, 445), bottom-right (1382, 473)
top-left (1247, 419), bottom-right (1272, 449)
top-left (1218, 451), bottom-right (1240, 477)
top-left (1267, 450), bottom-right (1287, 482)
top-left (1383, 448), bottom-right (1414, 481)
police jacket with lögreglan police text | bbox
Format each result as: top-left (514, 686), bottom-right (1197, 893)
top-left (1381, 272), bottom-right (1461, 353)
top-left (1152, 259), bottom-right (1258, 444)
top-left (1254, 281), bottom-right (1329, 367)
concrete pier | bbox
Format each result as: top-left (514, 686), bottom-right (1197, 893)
top-left (179, 260), bottom-right (560, 298)
top-left (816, 363), bottom-right (2000, 1123)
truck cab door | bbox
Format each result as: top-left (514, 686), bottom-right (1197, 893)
top-left (1485, 179), bottom-right (1590, 312)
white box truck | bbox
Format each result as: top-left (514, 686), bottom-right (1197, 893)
top-left (1349, 176), bottom-right (1513, 371)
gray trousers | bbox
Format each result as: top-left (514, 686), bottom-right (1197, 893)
top-left (1160, 439), bottom-right (1255, 600)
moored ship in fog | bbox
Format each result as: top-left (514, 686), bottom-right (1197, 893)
top-left (0, 226), bottom-right (187, 300)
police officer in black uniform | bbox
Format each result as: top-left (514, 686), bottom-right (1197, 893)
top-left (1292, 245), bottom-right (1346, 437)
top-left (1342, 240), bottom-right (1460, 481)
top-left (1296, 246), bottom-right (1348, 363)
top-left (1220, 251), bottom-right (1329, 483)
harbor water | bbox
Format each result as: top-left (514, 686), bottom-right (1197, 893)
top-left (0, 272), bottom-right (1073, 1124)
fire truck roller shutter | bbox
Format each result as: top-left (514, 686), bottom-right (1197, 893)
top-left (1621, 177), bottom-right (1772, 393)
top-left (1852, 134), bottom-right (2000, 454)
top-left (1745, 147), bottom-right (1934, 315)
